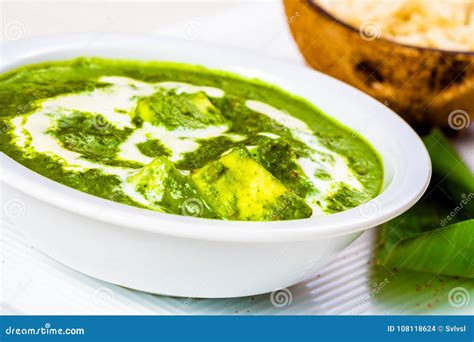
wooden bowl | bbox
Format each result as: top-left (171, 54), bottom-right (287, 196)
top-left (283, 0), bottom-right (474, 131)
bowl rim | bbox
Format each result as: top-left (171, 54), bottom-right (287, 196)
top-left (0, 33), bottom-right (431, 242)
top-left (305, 0), bottom-right (474, 56)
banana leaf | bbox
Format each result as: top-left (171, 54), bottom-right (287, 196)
top-left (377, 129), bottom-right (474, 278)
top-left (423, 129), bottom-right (474, 213)
top-left (379, 220), bottom-right (473, 278)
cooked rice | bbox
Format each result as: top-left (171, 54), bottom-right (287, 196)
top-left (315, 0), bottom-right (474, 51)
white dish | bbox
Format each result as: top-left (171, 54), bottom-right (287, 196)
top-left (0, 34), bottom-right (431, 298)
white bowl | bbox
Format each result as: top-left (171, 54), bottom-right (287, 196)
top-left (0, 34), bottom-right (431, 298)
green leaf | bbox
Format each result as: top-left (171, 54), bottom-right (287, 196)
top-left (377, 129), bottom-right (474, 278)
top-left (379, 220), bottom-right (474, 278)
top-left (423, 129), bottom-right (474, 213)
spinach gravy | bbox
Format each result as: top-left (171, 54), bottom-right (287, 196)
top-left (0, 58), bottom-right (383, 221)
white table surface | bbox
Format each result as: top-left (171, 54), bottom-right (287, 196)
top-left (1, 1), bottom-right (473, 315)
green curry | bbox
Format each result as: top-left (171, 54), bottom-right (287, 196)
top-left (0, 58), bottom-right (383, 221)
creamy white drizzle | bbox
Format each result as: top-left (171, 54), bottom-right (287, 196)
top-left (9, 76), bottom-right (363, 216)
top-left (257, 132), bottom-right (280, 139)
top-left (118, 123), bottom-right (229, 163)
top-left (17, 110), bottom-right (132, 178)
top-left (11, 116), bottom-right (27, 148)
top-left (245, 99), bottom-right (362, 212)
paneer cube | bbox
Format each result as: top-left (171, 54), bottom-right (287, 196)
top-left (127, 156), bottom-right (215, 218)
top-left (250, 139), bottom-right (315, 198)
top-left (191, 147), bottom-right (312, 221)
